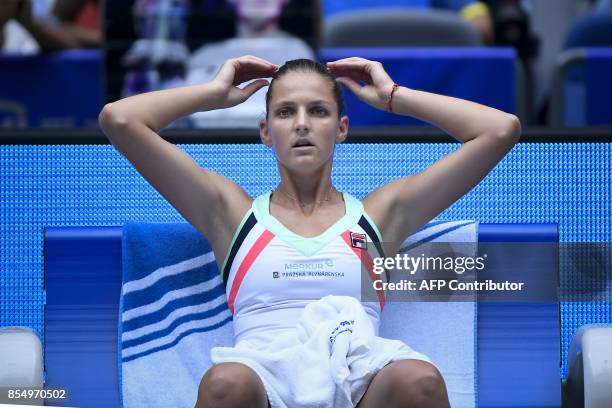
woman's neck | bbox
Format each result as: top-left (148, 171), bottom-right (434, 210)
top-left (273, 162), bottom-right (341, 212)
top-left (273, 177), bottom-right (340, 215)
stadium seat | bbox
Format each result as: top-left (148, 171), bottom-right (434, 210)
top-left (322, 8), bottom-right (482, 47)
top-left (550, 12), bottom-right (612, 127)
top-left (563, 12), bottom-right (612, 50)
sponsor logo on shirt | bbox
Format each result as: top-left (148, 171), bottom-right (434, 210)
top-left (350, 232), bottom-right (367, 249)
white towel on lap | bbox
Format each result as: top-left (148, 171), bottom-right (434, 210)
top-left (211, 295), bottom-right (433, 408)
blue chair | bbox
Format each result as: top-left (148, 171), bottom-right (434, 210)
top-left (550, 12), bottom-right (612, 127)
top-left (43, 222), bottom-right (563, 407)
top-left (322, 8), bottom-right (482, 47)
top-left (563, 12), bottom-right (612, 50)
top-left (0, 50), bottom-right (102, 128)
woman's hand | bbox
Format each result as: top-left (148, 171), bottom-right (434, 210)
top-left (327, 57), bottom-right (396, 111)
top-left (211, 55), bottom-right (278, 109)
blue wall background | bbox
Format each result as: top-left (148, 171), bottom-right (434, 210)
top-left (1, 142), bottom-right (610, 378)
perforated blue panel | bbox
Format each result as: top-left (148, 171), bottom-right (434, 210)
top-left (1, 142), bottom-right (611, 379)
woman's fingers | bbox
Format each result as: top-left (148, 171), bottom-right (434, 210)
top-left (328, 58), bottom-right (395, 101)
top-left (211, 56), bottom-right (276, 108)
top-left (328, 61), bottom-right (384, 79)
top-left (239, 79), bottom-right (270, 98)
top-left (327, 58), bottom-right (375, 73)
top-left (232, 58), bottom-right (278, 85)
top-left (238, 54), bottom-right (277, 68)
top-left (327, 59), bottom-right (378, 81)
top-left (327, 56), bottom-right (371, 65)
top-left (327, 57), bottom-right (385, 74)
top-left (214, 60), bottom-right (239, 85)
top-left (336, 76), bottom-right (362, 95)
top-left (214, 56), bottom-right (277, 86)
top-left (235, 55), bottom-right (278, 74)
top-left (329, 67), bottom-right (373, 84)
top-left (328, 57), bottom-right (396, 110)
top-left (230, 54), bottom-right (277, 69)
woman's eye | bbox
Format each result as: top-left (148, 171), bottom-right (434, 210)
top-left (278, 109), bottom-right (292, 118)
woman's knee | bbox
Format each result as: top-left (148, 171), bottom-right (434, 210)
top-left (195, 363), bottom-right (267, 408)
top-left (388, 360), bottom-right (450, 407)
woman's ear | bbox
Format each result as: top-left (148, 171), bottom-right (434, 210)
top-left (260, 118), bottom-right (273, 147)
top-left (335, 115), bottom-right (349, 143)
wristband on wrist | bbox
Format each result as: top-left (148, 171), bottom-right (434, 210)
top-left (386, 83), bottom-right (400, 113)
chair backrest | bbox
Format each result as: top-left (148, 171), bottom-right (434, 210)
top-left (564, 11), bottom-right (612, 50)
top-left (323, 8), bottom-right (482, 47)
top-left (549, 47), bottom-right (612, 126)
top-left (554, 12), bottom-right (612, 126)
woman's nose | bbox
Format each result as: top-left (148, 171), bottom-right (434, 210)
top-left (295, 108), bottom-right (310, 132)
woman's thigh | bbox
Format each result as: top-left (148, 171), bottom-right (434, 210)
top-left (356, 359), bottom-right (450, 408)
top-left (195, 362), bottom-right (270, 408)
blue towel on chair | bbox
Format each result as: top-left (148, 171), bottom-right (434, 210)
top-left (119, 222), bottom-right (233, 408)
top-left (119, 220), bottom-right (477, 407)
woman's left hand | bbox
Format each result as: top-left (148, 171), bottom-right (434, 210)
top-left (327, 57), bottom-right (397, 111)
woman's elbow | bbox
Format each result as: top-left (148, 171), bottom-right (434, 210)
top-left (492, 114), bottom-right (521, 144)
top-left (99, 103), bottom-right (130, 136)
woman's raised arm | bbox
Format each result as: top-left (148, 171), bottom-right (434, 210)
top-left (327, 57), bottom-right (521, 250)
top-left (98, 56), bottom-right (277, 264)
top-left (100, 56), bottom-right (277, 132)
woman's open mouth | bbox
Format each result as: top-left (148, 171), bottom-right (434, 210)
top-left (293, 139), bottom-right (315, 149)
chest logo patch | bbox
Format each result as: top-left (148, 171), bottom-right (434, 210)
top-left (350, 232), bottom-right (367, 249)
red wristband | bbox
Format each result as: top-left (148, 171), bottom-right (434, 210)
top-left (386, 83), bottom-right (400, 113)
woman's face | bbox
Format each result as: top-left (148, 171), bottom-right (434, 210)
top-left (261, 71), bottom-right (348, 173)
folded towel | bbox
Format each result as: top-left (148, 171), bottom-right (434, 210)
top-left (119, 222), bottom-right (233, 408)
top-left (212, 295), bottom-right (433, 408)
top-left (119, 220), bottom-right (477, 408)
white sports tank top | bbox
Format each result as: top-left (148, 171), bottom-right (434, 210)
top-left (221, 191), bottom-right (387, 343)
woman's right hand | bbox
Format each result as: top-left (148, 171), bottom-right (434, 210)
top-left (211, 55), bottom-right (278, 109)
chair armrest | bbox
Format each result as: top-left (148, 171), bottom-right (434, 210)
top-left (564, 324), bottom-right (612, 408)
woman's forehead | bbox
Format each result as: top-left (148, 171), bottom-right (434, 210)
top-left (270, 71), bottom-right (335, 103)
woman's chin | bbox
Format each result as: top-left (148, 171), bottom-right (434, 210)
top-left (281, 157), bottom-right (328, 173)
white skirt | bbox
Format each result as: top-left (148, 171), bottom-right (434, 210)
top-left (211, 296), bottom-right (434, 408)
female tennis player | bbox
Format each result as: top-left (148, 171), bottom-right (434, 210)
top-left (99, 55), bottom-right (520, 408)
